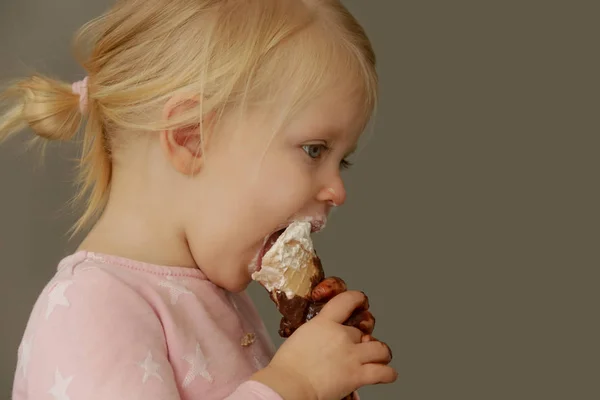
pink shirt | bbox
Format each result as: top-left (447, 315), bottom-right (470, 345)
top-left (12, 251), bottom-right (283, 400)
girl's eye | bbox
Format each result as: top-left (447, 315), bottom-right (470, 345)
top-left (302, 144), bottom-right (326, 159)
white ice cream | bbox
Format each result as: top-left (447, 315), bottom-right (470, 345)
top-left (251, 221), bottom-right (315, 299)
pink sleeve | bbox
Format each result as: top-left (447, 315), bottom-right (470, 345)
top-left (17, 268), bottom-right (182, 400)
top-left (228, 381), bottom-right (358, 400)
top-left (226, 380), bottom-right (283, 399)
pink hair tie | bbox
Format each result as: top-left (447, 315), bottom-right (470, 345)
top-left (71, 76), bottom-right (89, 114)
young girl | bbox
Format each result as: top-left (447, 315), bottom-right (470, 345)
top-left (2, 0), bottom-right (396, 399)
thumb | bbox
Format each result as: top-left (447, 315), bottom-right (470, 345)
top-left (315, 290), bottom-right (368, 324)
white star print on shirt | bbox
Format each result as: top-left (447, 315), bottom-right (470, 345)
top-left (182, 342), bottom-right (213, 387)
top-left (138, 350), bottom-right (163, 383)
top-left (18, 335), bottom-right (33, 379)
top-left (252, 355), bottom-right (265, 371)
top-left (48, 369), bottom-right (73, 400)
top-left (158, 276), bottom-right (193, 305)
top-left (45, 281), bottom-right (73, 319)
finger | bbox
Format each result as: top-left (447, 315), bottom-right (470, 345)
top-left (357, 340), bottom-right (393, 364)
top-left (346, 310), bottom-right (375, 335)
top-left (361, 334), bottom-right (374, 343)
top-left (357, 292), bottom-right (370, 311)
top-left (315, 291), bottom-right (367, 324)
top-left (311, 276), bottom-right (347, 302)
top-left (358, 364), bottom-right (398, 386)
top-left (343, 325), bottom-right (364, 344)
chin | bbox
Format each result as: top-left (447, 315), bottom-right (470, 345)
top-left (226, 274), bottom-right (254, 293)
top-left (208, 270), bottom-right (252, 293)
top-left (216, 257), bottom-right (255, 292)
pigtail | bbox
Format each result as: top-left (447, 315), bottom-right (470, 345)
top-left (0, 74), bottom-right (112, 234)
top-left (0, 75), bottom-right (82, 143)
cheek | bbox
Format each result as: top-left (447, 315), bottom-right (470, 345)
top-left (203, 148), bottom-right (313, 240)
top-left (253, 163), bottom-right (312, 218)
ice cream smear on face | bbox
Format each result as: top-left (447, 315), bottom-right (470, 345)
top-left (252, 221), bottom-right (320, 300)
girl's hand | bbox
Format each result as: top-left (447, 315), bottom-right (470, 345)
top-left (252, 291), bottom-right (397, 400)
top-left (310, 277), bottom-right (376, 335)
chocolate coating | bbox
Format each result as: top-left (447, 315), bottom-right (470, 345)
top-left (275, 292), bottom-right (310, 337)
top-left (272, 255), bottom-right (324, 337)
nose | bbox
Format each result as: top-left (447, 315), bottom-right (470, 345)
top-left (317, 176), bottom-right (347, 207)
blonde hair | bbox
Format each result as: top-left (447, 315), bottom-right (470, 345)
top-left (0, 0), bottom-right (378, 234)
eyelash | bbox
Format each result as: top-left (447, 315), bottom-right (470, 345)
top-left (340, 159), bottom-right (353, 170)
top-left (302, 144), bottom-right (353, 170)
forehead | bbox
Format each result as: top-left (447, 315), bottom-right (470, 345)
top-left (283, 87), bottom-right (370, 142)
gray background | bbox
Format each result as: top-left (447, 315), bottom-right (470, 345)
top-left (1, 1), bottom-right (598, 399)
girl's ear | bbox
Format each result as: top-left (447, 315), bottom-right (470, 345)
top-left (159, 94), bottom-right (214, 176)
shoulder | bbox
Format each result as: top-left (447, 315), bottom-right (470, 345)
top-left (46, 255), bottom-right (163, 323)
top-left (18, 252), bottom-right (171, 364)
top-left (13, 254), bottom-right (181, 399)
top-left (27, 251), bottom-right (227, 345)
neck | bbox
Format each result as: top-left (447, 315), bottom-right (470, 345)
top-left (77, 146), bottom-right (198, 269)
top-left (77, 203), bottom-right (197, 269)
